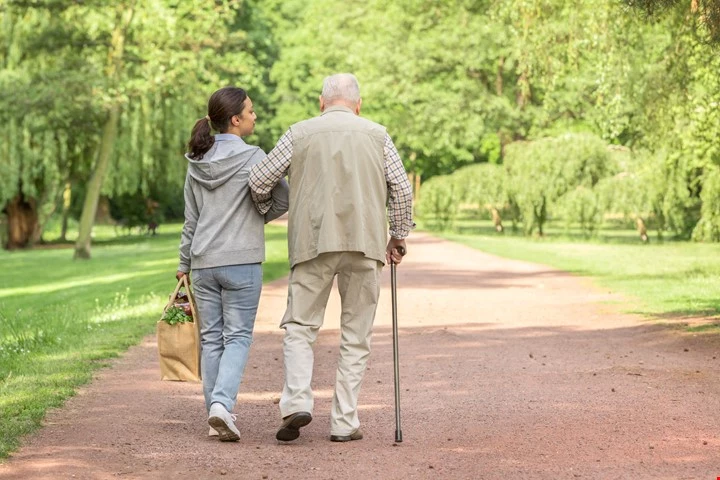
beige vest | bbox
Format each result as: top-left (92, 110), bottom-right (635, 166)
top-left (287, 106), bottom-right (387, 267)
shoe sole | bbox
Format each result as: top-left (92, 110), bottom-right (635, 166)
top-left (208, 416), bottom-right (240, 442)
top-left (330, 433), bottom-right (363, 442)
top-left (276, 412), bottom-right (312, 441)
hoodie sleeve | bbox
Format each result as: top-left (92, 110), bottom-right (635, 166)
top-left (264, 178), bottom-right (289, 223)
top-left (178, 173), bottom-right (198, 273)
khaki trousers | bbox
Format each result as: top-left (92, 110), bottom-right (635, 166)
top-left (279, 252), bottom-right (382, 436)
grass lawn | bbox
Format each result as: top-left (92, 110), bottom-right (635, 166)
top-left (426, 217), bottom-right (720, 321)
top-left (0, 222), bottom-right (289, 459)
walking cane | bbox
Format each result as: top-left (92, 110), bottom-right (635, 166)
top-left (391, 245), bottom-right (406, 443)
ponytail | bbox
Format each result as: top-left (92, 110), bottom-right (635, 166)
top-left (187, 87), bottom-right (248, 160)
top-left (187, 117), bottom-right (213, 160)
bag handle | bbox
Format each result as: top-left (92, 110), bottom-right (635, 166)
top-left (163, 276), bottom-right (197, 316)
top-left (163, 277), bottom-right (185, 315)
top-left (179, 275), bottom-right (199, 320)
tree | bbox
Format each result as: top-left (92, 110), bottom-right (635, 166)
top-left (0, 4), bottom-right (103, 248)
top-left (1, 0), bottom-right (278, 254)
top-left (625, 0), bottom-right (720, 43)
top-left (460, 163), bottom-right (508, 231)
top-left (504, 133), bottom-right (614, 235)
top-left (74, 3), bottom-right (135, 259)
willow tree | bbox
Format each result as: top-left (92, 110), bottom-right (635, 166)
top-left (625, 0), bottom-right (720, 43)
top-left (456, 163), bottom-right (508, 231)
top-left (2, 0), bottom-right (275, 253)
top-left (73, 3), bottom-right (135, 259)
top-left (622, 2), bottom-right (720, 238)
top-left (75, 0), bottom-right (278, 258)
top-left (0, 4), bottom-right (102, 249)
top-left (504, 133), bottom-right (614, 236)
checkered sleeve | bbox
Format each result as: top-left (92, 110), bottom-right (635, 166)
top-left (249, 130), bottom-right (293, 215)
top-left (384, 133), bottom-right (415, 239)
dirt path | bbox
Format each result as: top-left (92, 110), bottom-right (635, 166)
top-left (2, 232), bottom-right (720, 479)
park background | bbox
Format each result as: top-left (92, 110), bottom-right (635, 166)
top-left (2, 0), bottom-right (720, 460)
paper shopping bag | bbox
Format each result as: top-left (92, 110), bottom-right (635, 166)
top-left (157, 276), bottom-right (201, 382)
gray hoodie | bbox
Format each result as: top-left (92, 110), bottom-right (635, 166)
top-left (178, 134), bottom-right (288, 272)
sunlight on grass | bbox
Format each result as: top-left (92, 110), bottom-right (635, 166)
top-left (90, 296), bottom-right (164, 324)
top-left (136, 258), bottom-right (182, 268)
top-left (0, 222), bottom-right (289, 459)
top-left (0, 269), bottom-right (167, 298)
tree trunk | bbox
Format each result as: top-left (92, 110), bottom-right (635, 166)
top-left (74, 105), bottom-right (121, 259)
top-left (535, 199), bottom-right (547, 237)
top-left (4, 195), bottom-right (38, 249)
top-left (60, 181), bottom-right (72, 242)
top-left (29, 181), bottom-right (61, 246)
top-left (517, 68), bottom-right (531, 109)
top-left (636, 216), bottom-right (649, 243)
top-left (73, 4), bottom-right (134, 259)
top-left (413, 173), bottom-right (421, 202)
top-left (496, 57), bottom-right (504, 96)
top-left (491, 207), bottom-right (504, 233)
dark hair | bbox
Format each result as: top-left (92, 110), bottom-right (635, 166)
top-left (187, 87), bottom-right (248, 160)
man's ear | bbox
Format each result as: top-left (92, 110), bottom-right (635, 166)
top-left (355, 98), bottom-right (362, 115)
top-left (319, 95), bottom-right (325, 112)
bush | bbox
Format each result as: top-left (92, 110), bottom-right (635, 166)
top-left (417, 175), bottom-right (460, 230)
top-left (504, 133), bottom-right (614, 235)
top-left (557, 186), bottom-right (603, 237)
top-left (692, 167), bottom-right (720, 241)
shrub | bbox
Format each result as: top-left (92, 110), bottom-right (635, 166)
top-left (692, 167), bottom-right (720, 241)
top-left (417, 175), bottom-right (460, 230)
top-left (504, 133), bottom-right (614, 235)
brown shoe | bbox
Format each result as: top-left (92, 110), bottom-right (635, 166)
top-left (330, 429), bottom-right (363, 442)
top-left (276, 411), bottom-right (312, 441)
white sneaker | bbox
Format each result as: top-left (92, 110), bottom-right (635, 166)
top-left (208, 403), bottom-right (240, 442)
top-left (208, 414), bottom-right (236, 437)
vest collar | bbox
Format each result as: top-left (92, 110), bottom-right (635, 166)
top-left (321, 105), bottom-right (355, 116)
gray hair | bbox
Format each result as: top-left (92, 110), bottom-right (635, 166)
top-left (321, 73), bottom-right (361, 104)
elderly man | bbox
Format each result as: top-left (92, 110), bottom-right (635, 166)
top-left (249, 73), bottom-right (414, 442)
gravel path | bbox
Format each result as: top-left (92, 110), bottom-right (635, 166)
top-left (1, 232), bottom-right (719, 479)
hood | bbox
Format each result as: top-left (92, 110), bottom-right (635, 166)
top-left (185, 134), bottom-right (258, 190)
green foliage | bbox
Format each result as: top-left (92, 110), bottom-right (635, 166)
top-left (504, 133), bottom-right (614, 235)
top-left (624, 0), bottom-right (720, 44)
top-left (160, 306), bottom-right (191, 325)
top-left (419, 134), bottom-right (619, 236)
top-left (454, 163), bottom-right (507, 218)
top-left (4, 0), bottom-right (720, 244)
top-left (557, 186), bottom-right (603, 237)
top-left (417, 161), bottom-right (508, 230)
top-left (417, 175), bottom-right (460, 231)
top-left (0, 0), bottom-right (280, 247)
top-left (692, 168), bottom-right (720, 241)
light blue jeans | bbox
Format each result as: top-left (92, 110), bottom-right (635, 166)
top-left (191, 264), bottom-right (262, 413)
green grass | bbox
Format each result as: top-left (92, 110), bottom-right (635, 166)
top-left (430, 217), bottom-right (720, 320)
top-left (0, 222), bottom-right (289, 459)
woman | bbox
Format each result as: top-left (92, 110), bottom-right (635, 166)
top-left (177, 86), bottom-right (288, 442)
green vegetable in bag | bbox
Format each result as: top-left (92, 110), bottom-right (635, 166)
top-left (162, 306), bottom-right (192, 325)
